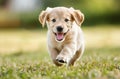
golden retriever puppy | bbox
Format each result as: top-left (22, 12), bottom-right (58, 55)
top-left (39, 7), bottom-right (84, 66)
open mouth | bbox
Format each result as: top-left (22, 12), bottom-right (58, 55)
top-left (54, 33), bottom-right (66, 41)
top-left (53, 30), bottom-right (69, 41)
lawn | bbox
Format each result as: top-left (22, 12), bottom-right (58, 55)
top-left (0, 25), bottom-right (120, 79)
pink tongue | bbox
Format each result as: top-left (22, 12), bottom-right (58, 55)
top-left (56, 33), bottom-right (64, 40)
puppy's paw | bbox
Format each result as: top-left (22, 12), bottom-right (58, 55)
top-left (56, 55), bottom-right (68, 64)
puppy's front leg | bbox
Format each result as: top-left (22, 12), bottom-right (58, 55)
top-left (56, 43), bottom-right (76, 66)
top-left (48, 46), bottom-right (63, 66)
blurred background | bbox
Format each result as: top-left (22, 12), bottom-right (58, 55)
top-left (0, 0), bottom-right (120, 28)
top-left (0, 0), bottom-right (120, 54)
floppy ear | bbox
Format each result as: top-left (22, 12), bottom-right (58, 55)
top-left (38, 11), bottom-right (48, 27)
top-left (38, 7), bottom-right (52, 27)
top-left (69, 8), bottom-right (84, 26)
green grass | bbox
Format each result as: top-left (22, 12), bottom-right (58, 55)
top-left (0, 25), bottom-right (120, 79)
top-left (0, 48), bottom-right (120, 79)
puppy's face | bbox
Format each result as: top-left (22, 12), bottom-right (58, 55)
top-left (47, 8), bottom-right (73, 42)
top-left (39, 7), bottom-right (84, 42)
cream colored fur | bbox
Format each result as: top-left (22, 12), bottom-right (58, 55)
top-left (39, 7), bottom-right (84, 66)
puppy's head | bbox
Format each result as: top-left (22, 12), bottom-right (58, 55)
top-left (39, 7), bottom-right (84, 42)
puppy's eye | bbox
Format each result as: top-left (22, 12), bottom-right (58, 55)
top-left (52, 19), bottom-right (56, 22)
top-left (65, 18), bottom-right (69, 22)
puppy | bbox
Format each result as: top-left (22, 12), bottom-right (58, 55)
top-left (39, 7), bottom-right (85, 66)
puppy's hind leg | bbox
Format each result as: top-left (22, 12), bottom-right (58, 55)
top-left (69, 45), bottom-right (85, 66)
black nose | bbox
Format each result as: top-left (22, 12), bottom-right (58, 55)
top-left (57, 26), bottom-right (63, 32)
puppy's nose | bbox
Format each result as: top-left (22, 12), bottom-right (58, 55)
top-left (57, 26), bottom-right (63, 32)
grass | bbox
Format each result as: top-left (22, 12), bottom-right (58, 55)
top-left (0, 25), bottom-right (120, 79)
